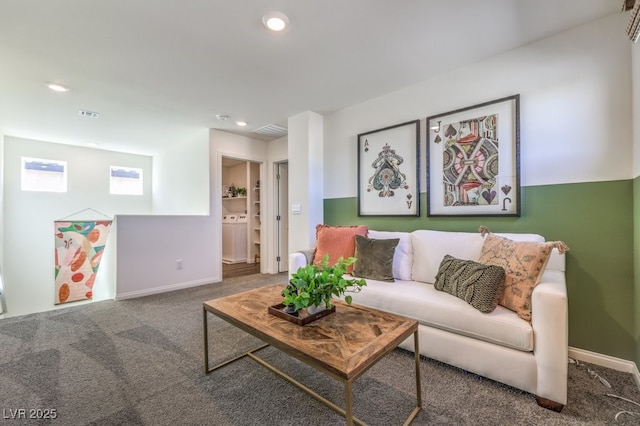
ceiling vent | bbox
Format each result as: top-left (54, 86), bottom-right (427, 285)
top-left (78, 109), bottom-right (100, 118)
top-left (253, 123), bottom-right (288, 138)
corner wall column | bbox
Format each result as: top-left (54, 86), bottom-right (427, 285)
top-left (287, 111), bottom-right (323, 254)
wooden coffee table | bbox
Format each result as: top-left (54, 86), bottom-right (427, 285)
top-left (203, 284), bottom-right (422, 425)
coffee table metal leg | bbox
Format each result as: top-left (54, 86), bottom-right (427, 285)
top-left (403, 330), bottom-right (422, 426)
top-left (204, 307), bottom-right (270, 374)
top-left (203, 307), bottom-right (209, 374)
top-left (414, 330), bottom-right (422, 408)
top-left (345, 380), bottom-right (354, 426)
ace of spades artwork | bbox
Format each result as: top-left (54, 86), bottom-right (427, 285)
top-left (367, 143), bottom-right (412, 208)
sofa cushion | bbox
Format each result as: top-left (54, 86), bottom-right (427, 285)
top-left (313, 224), bottom-right (368, 273)
top-left (479, 233), bottom-right (569, 322)
top-left (434, 255), bottom-right (505, 313)
top-left (411, 230), bottom-right (484, 283)
top-left (352, 235), bottom-right (399, 282)
top-left (347, 277), bottom-right (534, 352)
top-left (368, 230), bottom-right (412, 280)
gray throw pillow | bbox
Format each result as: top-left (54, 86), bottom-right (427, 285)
top-left (352, 235), bottom-right (399, 282)
top-left (434, 255), bottom-right (505, 313)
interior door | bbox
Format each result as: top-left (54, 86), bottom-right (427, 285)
top-left (276, 162), bottom-right (289, 272)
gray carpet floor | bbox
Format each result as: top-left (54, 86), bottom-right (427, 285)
top-left (1, 272), bottom-right (639, 425)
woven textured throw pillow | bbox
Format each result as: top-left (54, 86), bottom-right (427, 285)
top-left (434, 255), bottom-right (506, 313)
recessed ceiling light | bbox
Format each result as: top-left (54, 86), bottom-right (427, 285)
top-left (47, 82), bottom-right (69, 92)
top-left (216, 114), bottom-right (230, 121)
top-left (262, 11), bottom-right (289, 32)
top-left (235, 121), bottom-right (248, 127)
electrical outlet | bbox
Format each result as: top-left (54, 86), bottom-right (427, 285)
top-left (176, 259), bottom-right (183, 270)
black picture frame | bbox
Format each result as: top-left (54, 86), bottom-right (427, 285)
top-left (357, 120), bottom-right (420, 217)
top-left (426, 95), bottom-right (520, 217)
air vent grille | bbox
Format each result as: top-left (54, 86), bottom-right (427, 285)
top-left (78, 109), bottom-right (100, 118)
top-left (253, 123), bottom-right (288, 138)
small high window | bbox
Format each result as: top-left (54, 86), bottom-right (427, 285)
top-left (110, 166), bottom-right (143, 195)
top-left (21, 157), bottom-right (67, 192)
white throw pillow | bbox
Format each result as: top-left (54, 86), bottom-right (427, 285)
top-left (368, 230), bottom-right (412, 281)
top-left (411, 230), bottom-right (484, 283)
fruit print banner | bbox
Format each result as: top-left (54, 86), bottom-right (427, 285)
top-left (54, 221), bottom-right (112, 304)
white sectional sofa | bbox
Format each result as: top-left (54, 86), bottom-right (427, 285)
top-left (289, 229), bottom-right (568, 411)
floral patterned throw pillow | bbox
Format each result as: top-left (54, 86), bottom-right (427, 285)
top-left (478, 231), bottom-right (569, 322)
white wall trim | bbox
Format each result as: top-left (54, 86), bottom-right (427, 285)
top-left (115, 277), bottom-right (217, 301)
top-left (569, 346), bottom-right (640, 390)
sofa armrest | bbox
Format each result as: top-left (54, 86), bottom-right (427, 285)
top-left (289, 249), bottom-right (314, 273)
top-left (531, 270), bottom-right (568, 405)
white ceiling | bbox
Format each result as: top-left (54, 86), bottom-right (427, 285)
top-left (0, 0), bottom-right (624, 155)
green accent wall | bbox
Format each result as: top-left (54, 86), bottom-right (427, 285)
top-left (325, 180), bottom-right (636, 361)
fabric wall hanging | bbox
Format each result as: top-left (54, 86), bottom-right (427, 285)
top-left (54, 208), bottom-right (112, 305)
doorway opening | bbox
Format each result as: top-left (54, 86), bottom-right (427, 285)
top-left (221, 157), bottom-right (262, 278)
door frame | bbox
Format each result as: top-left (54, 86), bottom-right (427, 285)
top-left (274, 161), bottom-right (289, 273)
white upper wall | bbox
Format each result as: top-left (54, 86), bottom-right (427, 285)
top-left (323, 13), bottom-right (632, 199)
top-left (268, 136), bottom-right (288, 163)
top-left (2, 136), bottom-right (152, 317)
top-left (152, 127), bottom-right (210, 214)
top-left (288, 112), bottom-right (324, 252)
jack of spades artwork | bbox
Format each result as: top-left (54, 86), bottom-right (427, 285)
top-left (436, 114), bottom-right (507, 207)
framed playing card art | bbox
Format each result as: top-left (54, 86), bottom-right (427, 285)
top-left (357, 120), bottom-right (420, 216)
top-left (426, 95), bottom-right (520, 217)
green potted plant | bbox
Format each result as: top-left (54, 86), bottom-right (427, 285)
top-left (282, 254), bottom-right (367, 315)
top-left (229, 183), bottom-right (237, 197)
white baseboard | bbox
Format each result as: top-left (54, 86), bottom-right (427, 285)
top-left (115, 277), bottom-right (218, 300)
top-left (569, 346), bottom-right (640, 390)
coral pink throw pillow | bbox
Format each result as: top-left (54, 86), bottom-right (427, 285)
top-left (313, 224), bottom-right (368, 273)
